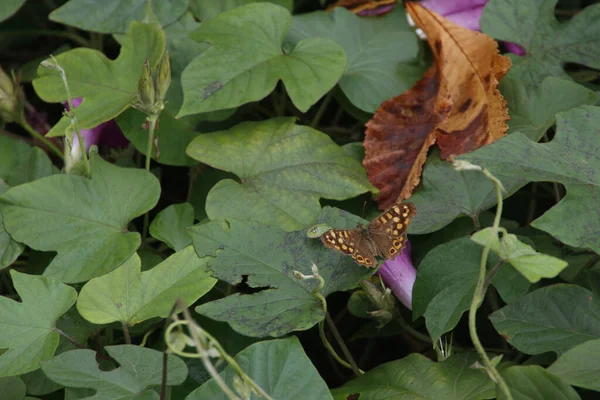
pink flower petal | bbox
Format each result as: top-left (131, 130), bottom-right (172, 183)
top-left (420, 0), bottom-right (488, 16)
top-left (377, 241), bottom-right (416, 310)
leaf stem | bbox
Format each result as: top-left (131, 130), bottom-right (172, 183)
top-left (122, 323), bottom-right (131, 344)
top-left (468, 168), bottom-right (513, 399)
top-left (56, 328), bottom-right (86, 349)
top-left (142, 115), bottom-right (158, 243)
top-left (324, 311), bottom-right (363, 377)
top-left (310, 90), bottom-right (335, 128)
top-left (19, 118), bottom-right (64, 160)
top-left (392, 309), bottom-right (432, 343)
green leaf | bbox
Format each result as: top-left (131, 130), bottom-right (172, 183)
top-left (287, 6), bottom-right (421, 113)
top-left (501, 76), bottom-right (597, 141)
top-left (0, 151), bottom-right (160, 283)
top-left (178, 3), bottom-right (346, 115)
top-left (0, 376), bottom-right (26, 400)
top-left (490, 284), bottom-right (600, 355)
top-left (149, 203), bottom-right (194, 251)
top-left (413, 238), bottom-right (494, 342)
top-left (498, 365), bottom-right (580, 400)
top-left (187, 167), bottom-right (237, 222)
top-left (187, 337), bottom-right (331, 400)
top-left (189, 0), bottom-right (293, 21)
top-left (0, 136), bottom-right (55, 270)
top-left (41, 345), bottom-right (187, 399)
top-left (186, 118), bottom-right (375, 231)
top-left (461, 105), bottom-right (600, 254)
top-left (408, 150), bottom-right (525, 235)
top-left (481, 0), bottom-right (600, 91)
top-left (0, 271), bottom-right (77, 377)
top-left (472, 228), bottom-right (568, 283)
top-left (331, 352), bottom-right (494, 400)
top-left (32, 21), bottom-right (165, 138)
top-left (547, 338), bottom-right (600, 391)
top-left (77, 247), bottom-right (216, 326)
top-left (190, 207), bottom-right (372, 337)
top-left (49, 0), bottom-right (188, 33)
top-left (0, 0), bottom-right (26, 22)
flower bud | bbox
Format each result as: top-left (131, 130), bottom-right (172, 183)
top-left (137, 60), bottom-right (155, 110)
top-left (154, 51), bottom-right (171, 102)
top-left (0, 67), bottom-right (24, 123)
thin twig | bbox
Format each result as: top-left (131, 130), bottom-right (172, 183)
top-left (324, 311), bottom-right (362, 377)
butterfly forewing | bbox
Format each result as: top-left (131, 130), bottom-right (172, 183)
top-left (320, 202), bottom-right (416, 268)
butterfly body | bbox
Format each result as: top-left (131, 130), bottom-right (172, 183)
top-left (320, 202), bottom-right (416, 268)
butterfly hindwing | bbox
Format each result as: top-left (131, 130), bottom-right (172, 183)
top-left (320, 228), bottom-right (377, 267)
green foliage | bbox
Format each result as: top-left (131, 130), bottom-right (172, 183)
top-left (0, 151), bottom-right (160, 283)
top-left (32, 21), bottom-right (165, 137)
top-left (189, 207), bottom-right (372, 337)
top-left (77, 247), bottom-right (215, 325)
top-left (149, 203), bottom-right (194, 251)
top-left (0, 271), bottom-right (77, 377)
top-left (178, 3), bottom-right (346, 116)
top-left (498, 366), bottom-right (580, 400)
top-left (187, 337), bottom-right (331, 400)
top-left (548, 338), bottom-right (600, 391)
top-left (331, 352), bottom-right (494, 400)
top-left (186, 118), bottom-right (375, 231)
top-left (0, 0), bottom-right (26, 22)
top-left (189, 0), bottom-right (293, 21)
top-left (41, 345), bottom-right (187, 399)
top-left (287, 5), bottom-right (422, 113)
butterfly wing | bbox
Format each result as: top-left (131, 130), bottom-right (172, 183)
top-left (320, 228), bottom-right (378, 268)
top-left (368, 202), bottom-right (416, 260)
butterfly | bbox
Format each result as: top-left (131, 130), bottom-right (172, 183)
top-left (319, 202), bottom-right (416, 268)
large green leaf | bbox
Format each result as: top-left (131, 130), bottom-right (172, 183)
top-left (0, 377), bottom-right (26, 400)
top-left (0, 151), bottom-right (160, 283)
top-left (501, 76), bottom-right (597, 141)
top-left (187, 337), bottom-right (331, 400)
top-left (408, 151), bottom-right (525, 234)
top-left (149, 203), bottom-right (194, 251)
top-left (0, 0), bottom-right (25, 22)
top-left (461, 106), bottom-right (600, 253)
top-left (499, 366), bottom-right (580, 400)
top-left (481, 0), bottom-right (600, 91)
top-left (41, 345), bottom-right (187, 400)
top-left (77, 247), bottom-right (215, 325)
top-left (32, 21), bottom-right (165, 137)
top-left (331, 352), bottom-right (494, 400)
top-left (0, 271), bottom-right (77, 377)
top-left (186, 118), bottom-right (375, 231)
top-left (490, 284), bottom-right (600, 355)
top-left (178, 3), bottom-right (346, 116)
top-left (189, 207), bottom-right (372, 337)
top-left (189, 0), bottom-right (293, 21)
top-left (0, 136), bottom-right (55, 269)
top-left (548, 338), bottom-right (600, 391)
top-left (287, 5), bottom-right (421, 113)
top-left (49, 0), bottom-right (188, 33)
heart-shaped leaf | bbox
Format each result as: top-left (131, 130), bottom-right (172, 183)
top-left (190, 0), bottom-right (293, 21)
top-left (77, 247), bottom-right (216, 326)
top-left (32, 21), bottom-right (165, 137)
top-left (186, 118), bottom-right (375, 231)
top-left (41, 345), bottom-right (187, 399)
top-left (331, 352), bottom-right (494, 400)
top-left (0, 271), bottom-right (76, 377)
top-left (49, 0), bottom-right (188, 33)
top-left (187, 337), bottom-right (331, 400)
top-left (286, 5), bottom-right (421, 113)
top-left (178, 3), bottom-right (346, 116)
top-left (189, 207), bottom-right (372, 337)
top-left (149, 203), bottom-right (194, 251)
top-left (461, 105), bottom-right (600, 254)
top-left (490, 284), bottom-right (600, 355)
top-left (0, 151), bottom-right (160, 283)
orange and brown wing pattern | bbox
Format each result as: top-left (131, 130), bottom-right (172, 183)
top-left (320, 229), bottom-right (377, 268)
top-left (369, 202), bottom-right (416, 259)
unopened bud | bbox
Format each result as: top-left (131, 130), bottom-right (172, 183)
top-left (137, 60), bottom-right (155, 110)
top-left (0, 67), bottom-right (24, 123)
top-left (154, 51), bottom-right (171, 102)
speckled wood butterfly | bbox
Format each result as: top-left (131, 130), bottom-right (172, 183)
top-left (320, 202), bottom-right (416, 268)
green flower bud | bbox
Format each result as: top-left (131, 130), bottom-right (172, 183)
top-left (0, 67), bottom-right (24, 123)
top-left (154, 51), bottom-right (171, 102)
top-left (137, 60), bottom-right (155, 110)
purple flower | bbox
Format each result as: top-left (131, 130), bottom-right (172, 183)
top-left (377, 240), bottom-right (416, 310)
top-left (65, 97), bottom-right (128, 157)
top-left (419, 0), bottom-right (526, 55)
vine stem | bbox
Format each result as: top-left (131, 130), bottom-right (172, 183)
top-left (468, 168), bottom-right (513, 400)
top-left (142, 115), bottom-right (158, 243)
top-left (310, 90), bottom-right (334, 128)
top-left (19, 119), bottom-right (64, 159)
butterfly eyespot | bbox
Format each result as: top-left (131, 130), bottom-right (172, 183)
top-left (389, 248), bottom-right (397, 254)
top-left (357, 255), bottom-right (364, 262)
top-left (365, 259), bottom-right (373, 265)
top-left (393, 240), bottom-right (401, 247)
